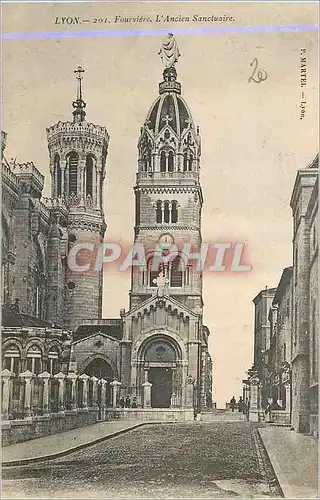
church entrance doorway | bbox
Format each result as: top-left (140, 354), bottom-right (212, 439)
top-left (149, 367), bottom-right (172, 408)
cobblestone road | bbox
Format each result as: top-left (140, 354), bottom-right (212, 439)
top-left (2, 422), bottom-right (283, 499)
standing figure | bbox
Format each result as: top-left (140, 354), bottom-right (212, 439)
top-left (132, 397), bottom-right (137, 409)
top-left (158, 33), bottom-right (181, 68)
top-left (238, 396), bottom-right (244, 412)
top-left (230, 396), bottom-right (236, 412)
top-left (125, 396), bottom-right (131, 408)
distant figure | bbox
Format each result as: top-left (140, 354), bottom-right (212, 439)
top-left (132, 397), bottom-right (137, 409)
top-left (230, 396), bottom-right (236, 412)
top-left (10, 298), bottom-right (20, 313)
top-left (125, 396), bottom-right (131, 408)
top-left (238, 396), bottom-right (244, 412)
top-left (119, 397), bottom-right (125, 408)
top-left (265, 398), bottom-right (281, 420)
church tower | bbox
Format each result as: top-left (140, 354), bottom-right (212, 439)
top-left (131, 59), bottom-right (203, 316)
top-left (46, 67), bottom-right (109, 331)
top-left (120, 36), bottom-right (211, 414)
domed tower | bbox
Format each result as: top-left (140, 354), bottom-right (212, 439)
top-left (131, 49), bottom-right (203, 315)
top-left (46, 67), bottom-right (109, 331)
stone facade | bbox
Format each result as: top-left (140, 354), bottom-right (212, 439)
top-left (267, 267), bottom-right (292, 417)
top-left (118, 65), bottom-right (212, 411)
top-left (252, 287), bottom-right (276, 408)
top-left (290, 154), bottom-right (318, 434)
top-left (2, 55), bottom-right (213, 429)
top-left (245, 153), bottom-right (318, 435)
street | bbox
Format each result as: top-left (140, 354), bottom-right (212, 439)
top-left (2, 422), bottom-right (283, 499)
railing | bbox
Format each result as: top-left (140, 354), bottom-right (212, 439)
top-left (137, 171), bottom-right (199, 181)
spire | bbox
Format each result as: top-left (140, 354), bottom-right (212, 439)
top-left (72, 66), bottom-right (86, 123)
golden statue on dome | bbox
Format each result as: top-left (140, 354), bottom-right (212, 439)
top-left (158, 33), bottom-right (181, 68)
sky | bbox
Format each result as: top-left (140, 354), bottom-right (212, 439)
top-left (2, 2), bottom-right (318, 407)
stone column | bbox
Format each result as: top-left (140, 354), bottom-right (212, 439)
top-left (284, 381), bottom-right (291, 415)
top-left (93, 163), bottom-right (97, 208)
top-left (79, 374), bottom-right (90, 408)
top-left (61, 166), bottom-right (65, 197)
top-left (248, 374), bottom-right (260, 422)
top-left (54, 372), bottom-right (66, 412)
top-left (91, 376), bottom-right (99, 409)
top-left (1, 369), bottom-right (13, 419)
top-left (96, 170), bottom-right (101, 209)
top-left (110, 379), bottom-right (121, 408)
top-left (64, 158), bottom-right (69, 196)
top-left (38, 371), bottom-right (51, 414)
top-left (185, 375), bottom-right (195, 409)
top-left (142, 381), bottom-right (152, 408)
top-left (67, 372), bottom-right (78, 410)
top-left (99, 378), bottom-right (107, 420)
top-left (20, 370), bottom-right (34, 417)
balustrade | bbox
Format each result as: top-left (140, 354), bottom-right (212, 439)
top-left (1, 370), bottom-right (120, 421)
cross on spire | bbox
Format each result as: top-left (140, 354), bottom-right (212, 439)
top-left (72, 66), bottom-right (86, 123)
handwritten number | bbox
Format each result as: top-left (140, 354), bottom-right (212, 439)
top-left (248, 58), bottom-right (267, 84)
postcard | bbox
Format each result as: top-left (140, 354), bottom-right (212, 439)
top-left (1, 2), bottom-right (318, 499)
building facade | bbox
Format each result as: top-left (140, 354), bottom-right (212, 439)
top-left (72, 62), bottom-right (213, 413)
top-left (245, 153), bottom-right (318, 435)
top-left (2, 44), bottom-right (213, 427)
top-left (267, 267), bottom-right (292, 418)
top-left (290, 153), bottom-right (318, 434)
top-left (252, 286), bottom-right (276, 409)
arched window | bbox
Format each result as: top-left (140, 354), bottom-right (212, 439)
top-left (160, 151), bottom-right (166, 172)
top-left (26, 345), bottom-right (42, 374)
top-left (48, 346), bottom-right (60, 375)
top-left (170, 256), bottom-right (183, 287)
top-left (171, 201), bottom-right (178, 223)
top-left (168, 151), bottom-right (174, 172)
top-left (35, 247), bottom-right (45, 320)
top-left (3, 344), bottom-right (20, 375)
top-left (54, 154), bottom-right (62, 197)
top-left (67, 152), bottom-right (79, 196)
top-left (155, 201), bottom-right (178, 224)
top-left (164, 201), bottom-right (170, 223)
top-left (85, 154), bottom-right (94, 198)
top-left (156, 201), bottom-right (162, 223)
top-left (183, 150), bottom-right (193, 172)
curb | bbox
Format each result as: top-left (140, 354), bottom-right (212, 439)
top-left (2, 421), bottom-right (158, 467)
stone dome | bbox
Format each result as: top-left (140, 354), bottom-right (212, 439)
top-left (145, 67), bottom-right (194, 137)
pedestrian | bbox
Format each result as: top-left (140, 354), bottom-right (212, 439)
top-left (119, 396), bottom-right (125, 408)
top-left (238, 396), bottom-right (244, 412)
top-left (125, 396), bottom-right (131, 408)
top-left (132, 397), bottom-right (137, 408)
top-left (230, 396), bottom-right (236, 412)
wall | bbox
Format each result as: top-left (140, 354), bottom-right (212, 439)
top-left (2, 408), bottom-right (99, 447)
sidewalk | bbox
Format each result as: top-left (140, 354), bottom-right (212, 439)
top-left (259, 427), bottom-right (318, 499)
top-left (2, 420), bottom-right (150, 466)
